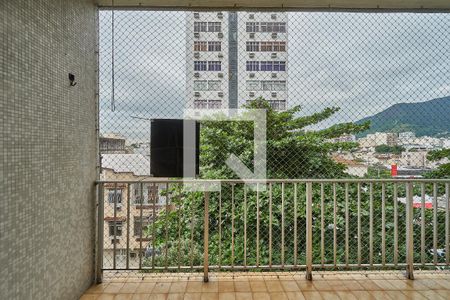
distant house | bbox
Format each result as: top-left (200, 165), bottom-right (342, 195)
top-left (100, 133), bottom-right (127, 154)
top-left (332, 155), bottom-right (368, 177)
top-left (100, 153), bottom-right (170, 269)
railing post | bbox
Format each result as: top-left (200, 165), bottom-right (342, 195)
top-left (96, 183), bottom-right (104, 283)
top-left (203, 191), bottom-right (209, 282)
top-left (406, 182), bottom-right (414, 280)
top-left (305, 182), bottom-right (313, 280)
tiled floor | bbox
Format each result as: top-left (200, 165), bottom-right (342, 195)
top-left (81, 271), bottom-right (450, 300)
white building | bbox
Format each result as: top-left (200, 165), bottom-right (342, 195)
top-left (359, 132), bottom-right (398, 148)
top-left (186, 12), bottom-right (229, 109)
top-left (237, 12), bottom-right (288, 110)
top-left (186, 11), bottom-right (288, 110)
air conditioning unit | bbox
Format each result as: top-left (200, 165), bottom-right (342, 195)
top-left (218, 73), bottom-right (224, 78)
top-left (194, 32), bottom-right (200, 38)
top-left (249, 33), bottom-right (255, 39)
top-left (194, 92), bottom-right (200, 97)
top-left (271, 33), bottom-right (277, 39)
top-left (271, 92), bottom-right (277, 98)
top-left (271, 14), bottom-right (277, 20)
top-left (194, 12), bottom-right (200, 19)
top-left (194, 73), bottom-right (200, 78)
top-left (249, 14), bottom-right (254, 19)
top-left (249, 53), bottom-right (255, 58)
top-left (271, 73), bottom-right (277, 78)
top-left (194, 52), bottom-right (200, 58)
top-left (217, 12), bottom-right (223, 19)
top-left (271, 53), bottom-right (277, 58)
top-left (218, 92), bottom-right (224, 97)
top-left (249, 92), bottom-right (255, 97)
top-left (218, 33), bottom-right (224, 38)
top-left (218, 53), bottom-right (223, 58)
top-left (249, 73), bottom-right (255, 78)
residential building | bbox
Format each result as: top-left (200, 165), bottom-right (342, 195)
top-left (100, 133), bottom-right (127, 154)
top-left (186, 11), bottom-right (288, 110)
top-left (101, 154), bottom-right (168, 268)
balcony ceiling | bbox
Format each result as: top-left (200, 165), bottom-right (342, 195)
top-left (96, 0), bottom-right (450, 10)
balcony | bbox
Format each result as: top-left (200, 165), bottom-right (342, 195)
top-left (4, 1), bottom-right (450, 299)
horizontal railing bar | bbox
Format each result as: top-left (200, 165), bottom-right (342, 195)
top-left (102, 262), bottom-right (450, 272)
top-left (97, 178), bottom-right (450, 184)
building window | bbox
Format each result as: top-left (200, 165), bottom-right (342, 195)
top-left (273, 61), bottom-right (286, 71)
top-left (254, 22), bottom-right (286, 33)
top-left (208, 61), bottom-right (221, 71)
top-left (194, 22), bottom-right (207, 32)
top-left (274, 41), bottom-right (286, 52)
top-left (134, 216), bottom-right (151, 237)
top-left (194, 61), bottom-right (207, 71)
top-left (108, 221), bottom-right (123, 236)
top-left (208, 22), bottom-right (221, 32)
top-left (246, 61), bottom-right (259, 71)
top-left (246, 22), bottom-right (259, 33)
top-left (194, 41), bottom-right (207, 51)
top-left (208, 100), bottom-right (222, 109)
top-left (194, 100), bottom-right (222, 109)
top-left (208, 41), bottom-right (221, 51)
top-left (246, 80), bottom-right (260, 91)
top-left (194, 100), bottom-right (208, 109)
top-left (194, 80), bottom-right (208, 91)
top-left (246, 41), bottom-right (259, 52)
top-left (247, 99), bottom-right (286, 110)
top-left (108, 189), bottom-right (122, 204)
top-left (208, 80), bottom-right (221, 91)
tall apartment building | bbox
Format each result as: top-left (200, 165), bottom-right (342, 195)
top-left (186, 12), bottom-right (288, 110)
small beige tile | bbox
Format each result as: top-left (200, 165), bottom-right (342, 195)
top-left (383, 291), bottom-right (409, 300)
top-left (253, 292), bottom-right (271, 300)
top-left (136, 283), bottom-right (156, 293)
top-left (219, 292), bottom-right (236, 300)
top-left (418, 290), bottom-right (446, 300)
top-left (285, 291), bottom-right (305, 300)
top-left (148, 294), bottom-right (167, 300)
top-left (336, 291), bottom-right (358, 300)
top-left (269, 292), bottom-right (288, 300)
top-left (234, 282), bottom-right (251, 292)
top-left (281, 281), bottom-right (300, 292)
top-left (202, 282), bottom-right (219, 293)
top-left (169, 282), bottom-right (187, 293)
top-left (187, 282), bottom-right (203, 292)
top-left (201, 292), bottom-right (219, 300)
top-left (120, 283), bottom-right (140, 293)
top-left (114, 294), bottom-right (134, 300)
top-left (350, 291), bottom-right (373, 300)
top-left (235, 292), bottom-right (252, 300)
top-left (96, 295), bottom-right (115, 300)
top-left (300, 291), bottom-right (323, 300)
top-left (166, 293), bottom-right (184, 300)
top-left (318, 292), bottom-right (340, 300)
top-left (152, 283), bottom-right (171, 293)
top-left (250, 281), bottom-right (267, 292)
top-left (184, 293), bottom-right (202, 300)
top-left (219, 282), bottom-right (235, 292)
top-left (85, 283), bottom-right (109, 294)
top-left (104, 283), bottom-right (125, 294)
top-left (131, 294), bottom-right (151, 300)
top-left (265, 281), bottom-right (284, 292)
top-left (296, 281), bottom-right (316, 291)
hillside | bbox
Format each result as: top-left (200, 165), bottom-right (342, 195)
top-left (357, 96), bottom-right (450, 137)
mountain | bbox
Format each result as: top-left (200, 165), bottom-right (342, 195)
top-left (357, 96), bottom-right (450, 137)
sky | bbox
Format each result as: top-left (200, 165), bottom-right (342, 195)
top-left (98, 11), bottom-right (450, 142)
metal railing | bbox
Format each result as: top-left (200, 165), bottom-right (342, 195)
top-left (96, 178), bottom-right (450, 282)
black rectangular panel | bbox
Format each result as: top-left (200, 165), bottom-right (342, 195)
top-left (150, 119), bottom-right (199, 177)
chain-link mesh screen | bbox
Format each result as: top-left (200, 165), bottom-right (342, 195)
top-left (98, 10), bottom-right (450, 276)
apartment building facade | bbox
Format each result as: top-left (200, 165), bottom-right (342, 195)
top-left (186, 11), bottom-right (288, 110)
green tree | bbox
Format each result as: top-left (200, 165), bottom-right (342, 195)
top-left (425, 149), bottom-right (450, 178)
top-left (374, 144), bottom-right (405, 155)
top-left (143, 99), bottom-right (444, 271)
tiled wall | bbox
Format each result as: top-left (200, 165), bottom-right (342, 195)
top-left (1, 0), bottom-right (98, 299)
